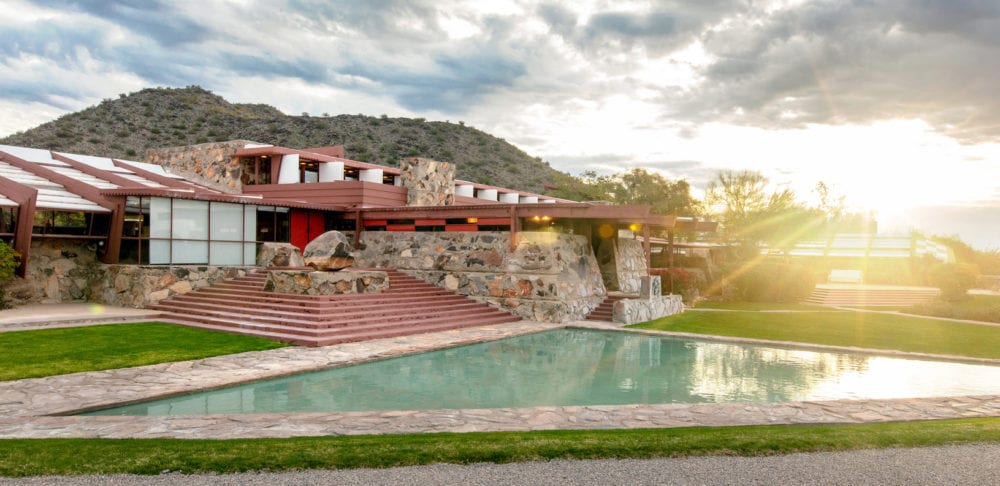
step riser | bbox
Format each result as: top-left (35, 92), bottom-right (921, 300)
top-left (155, 268), bottom-right (520, 345)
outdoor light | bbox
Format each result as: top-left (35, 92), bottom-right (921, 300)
top-left (467, 217), bottom-right (478, 224)
top-left (629, 223), bottom-right (642, 232)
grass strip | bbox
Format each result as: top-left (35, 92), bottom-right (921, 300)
top-left (631, 310), bottom-right (1000, 359)
top-left (905, 295), bottom-right (1000, 324)
top-left (692, 302), bottom-right (838, 311)
top-left (0, 323), bottom-right (287, 381)
top-left (1, 418), bottom-right (999, 476)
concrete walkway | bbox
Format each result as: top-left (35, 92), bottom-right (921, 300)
top-left (1, 312), bottom-right (999, 439)
top-left (0, 303), bottom-right (157, 332)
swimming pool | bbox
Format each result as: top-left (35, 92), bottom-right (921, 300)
top-left (87, 328), bottom-right (1000, 415)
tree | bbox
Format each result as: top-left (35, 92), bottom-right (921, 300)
top-left (705, 170), bottom-right (822, 248)
top-left (546, 168), bottom-right (700, 215)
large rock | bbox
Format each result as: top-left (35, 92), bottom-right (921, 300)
top-left (257, 242), bottom-right (305, 268)
top-left (264, 269), bottom-right (388, 295)
top-left (303, 231), bottom-right (355, 271)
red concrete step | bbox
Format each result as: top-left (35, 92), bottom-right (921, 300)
top-left (152, 267), bottom-right (521, 346)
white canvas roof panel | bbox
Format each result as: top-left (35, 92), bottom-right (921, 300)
top-left (0, 161), bottom-right (108, 212)
top-left (47, 166), bottom-right (119, 190)
top-left (0, 195), bottom-right (17, 207)
top-left (116, 173), bottom-right (166, 188)
top-left (57, 153), bottom-right (132, 174)
top-left (0, 145), bottom-right (67, 166)
top-left (117, 159), bottom-right (185, 179)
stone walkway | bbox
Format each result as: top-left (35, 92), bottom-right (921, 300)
top-left (2, 316), bottom-right (999, 439)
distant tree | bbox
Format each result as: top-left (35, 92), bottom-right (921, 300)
top-left (705, 169), bottom-right (824, 250)
top-left (547, 169), bottom-right (699, 215)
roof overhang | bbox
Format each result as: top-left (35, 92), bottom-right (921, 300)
top-left (100, 187), bottom-right (347, 211)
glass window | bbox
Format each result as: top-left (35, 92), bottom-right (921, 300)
top-left (150, 197), bottom-right (171, 238)
top-left (210, 202), bottom-right (243, 241)
top-left (210, 241), bottom-right (244, 265)
top-left (172, 240), bottom-right (208, 264)
top-left (149, 239), bottom-right (170, 264)
top-left (172, 199), bottom-right (208, 240)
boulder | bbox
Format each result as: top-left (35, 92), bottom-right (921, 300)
top-left (303, 231), bottom-right (355, 271)
top-left (257, 242), bottom-right (305, 268)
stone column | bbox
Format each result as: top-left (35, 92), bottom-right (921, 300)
top-left (399, 157), bottom-right (455, 206)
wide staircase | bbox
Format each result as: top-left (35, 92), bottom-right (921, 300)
top-left (584, 292), bottom-right (633, 322)
top-left (150, 269), bottom-right (521, 346)
top-left (803, 284), bottom-right (941, 306)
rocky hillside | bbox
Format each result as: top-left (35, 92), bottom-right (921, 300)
top-left (0, 86), bottom-right (566, 193)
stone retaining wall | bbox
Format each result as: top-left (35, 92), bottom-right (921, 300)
top-left (354, 231), bottom-right (605, 322)
top-left (613, 295), bottom-right (684, 325)
top-left (5, 239), bottom-right (101, 306)
top-left (91, 265), bottom-right (249, 308)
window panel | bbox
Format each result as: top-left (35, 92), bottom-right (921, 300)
top-left (171, 199), bottom-right (208, 239)
top-left (172, 240), bottom-right (208, 264)
top-left (210, 242), bottom-right (243, 265)
top-left (210, 202), bottom-right (243, 241)
top-left (149, 239), bottom-right (170, 264)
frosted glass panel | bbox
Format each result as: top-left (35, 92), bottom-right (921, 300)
top-left (150, 198), bottom-right (171, 238)
top-left (210, 203), bottom-right (243, 241)
top-left (210, 242), bottom-right (243, 265)
top-left (244, 206), bottom-right (256, 240)
top-left (172, 240), bottom-right (208, 264)
top-left (245, 243), bottom-right (257, 265)
top-left (172, 200), bottom-right (208, 239)
top-left (149, 239), bottom-right (170, 264)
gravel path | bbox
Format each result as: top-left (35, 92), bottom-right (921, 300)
top-left (4, 443), bottom-right (999, 485)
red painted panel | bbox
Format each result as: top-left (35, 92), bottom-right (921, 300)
top-left (445, 224), bottom-right (478, 232)
top-left (386, 225), bottom-right (416, 232)
top-left (363, 219), bottom-right (388, 227)
top-left (290, 210), bottom-right (310, 251)
top-left (414, 219), bottom-right (446, 226)
top-left (476, 218), bottom-right (510, 225)
top-left (310, 212), bottom-right (325, 242)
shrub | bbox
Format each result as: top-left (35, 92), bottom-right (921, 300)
top-left (927, 262), bottom-right (979, 302)
top-left (0, 241), bottom-right (21, 309)
top-left (726, 262), bottom-right (816, 303)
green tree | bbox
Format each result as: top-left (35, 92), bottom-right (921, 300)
top-left (547, 169), bottom-right (699, 215)
top-left (705, 170), bottom-right (823, 249)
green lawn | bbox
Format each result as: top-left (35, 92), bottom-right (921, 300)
top-left (905, 294), bottom-right (1000, 324)
top-left (1, 418), bottom-right (999, 476)
top-left (692, 301), bottom-right (835, 311)
top-left (631, 309), bottom-right (1000, 359)
top-left (0, 323), bottom-right (288, 381)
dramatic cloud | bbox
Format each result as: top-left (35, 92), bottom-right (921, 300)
top-left (1, 0), bottom-right (999, 246)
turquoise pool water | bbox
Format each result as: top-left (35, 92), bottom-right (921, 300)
top-left (88, 328), bottom-right (1000, 415)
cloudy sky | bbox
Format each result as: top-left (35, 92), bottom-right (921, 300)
top-left (2, 0), bottom-right (999, 248)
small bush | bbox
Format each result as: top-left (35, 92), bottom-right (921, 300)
top-left (927, 262), bottom-right (978, 301)
top-left (0, 241), bottom-right (21, 309)
top-left (726, 262), bottom-right (816, 303)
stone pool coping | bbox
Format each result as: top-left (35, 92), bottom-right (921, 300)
top-left (1, 320), bottom-right (999, 439)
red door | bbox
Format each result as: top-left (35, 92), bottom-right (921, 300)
top-left (291, 210), bottom-right (328, 251)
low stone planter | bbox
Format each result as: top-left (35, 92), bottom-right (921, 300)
top-left (264, 269), bottom-right (388, 295)
top-left (613, 294), bottom-right (684, 325)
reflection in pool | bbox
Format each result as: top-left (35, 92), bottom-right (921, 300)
top-left (87, 328), bottom-right (1000, 415)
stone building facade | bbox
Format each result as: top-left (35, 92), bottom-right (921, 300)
top-left (354, 232), bottom-right (605, 322)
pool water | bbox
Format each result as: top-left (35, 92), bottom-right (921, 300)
top-left (87, 328), bottom-right (1000, 415)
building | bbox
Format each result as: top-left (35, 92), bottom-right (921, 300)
top-left (0, 141), bottom-right (709, 322)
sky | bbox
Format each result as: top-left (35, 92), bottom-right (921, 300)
top-left (1, 0), bottom-right (999, 249)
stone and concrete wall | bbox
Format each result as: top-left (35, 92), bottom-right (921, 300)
top-left (613, 295), bottom-right (684, 325)
top-left (264, 269), bottom-right (388, 295)
top-left (90, 265), bottom-right (248, 308)
top-left (145, 140), bottom-right (256, 193)
top-left (5, 237), bottom-right (257, 308)
top-left (595, 237), bottom-right (647, 294)
top-left (354, 231), bottom-right (605, 322)
top-left (5, 239), bottom-right (102, 306)
top-left (398, 157), bottom-right (455, 206)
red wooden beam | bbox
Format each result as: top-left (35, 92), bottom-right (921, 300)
top-left (0, 175), bottom-right (37, 276)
